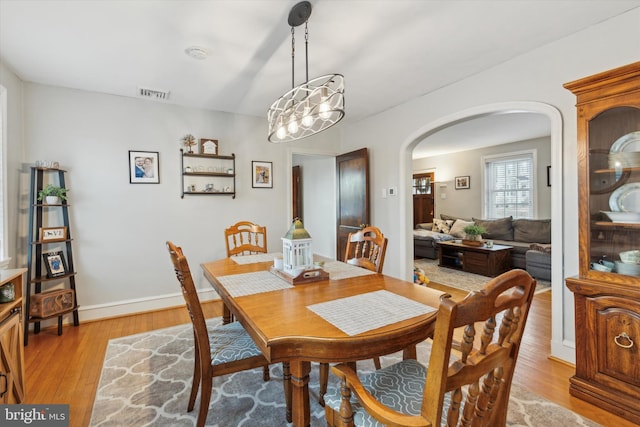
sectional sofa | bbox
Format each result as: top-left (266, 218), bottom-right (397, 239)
top-left (414, 214), bottom-right (551, 281)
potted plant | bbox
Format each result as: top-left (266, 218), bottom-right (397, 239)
top-left (38, 184), bottom-right (68, 205)
top-left (462, 223), bottom-right (486, 246)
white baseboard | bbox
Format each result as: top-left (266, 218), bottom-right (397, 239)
top-left (26, 288), bottom-right (221, 330)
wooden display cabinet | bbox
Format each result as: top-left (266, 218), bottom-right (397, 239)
top-left (0, 268), bottom-right (26, 404)
top-left (564, 61), bottom-right (640, 424)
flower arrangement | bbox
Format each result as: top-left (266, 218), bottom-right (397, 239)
top-left (181, 134), bottom-right (196, 153)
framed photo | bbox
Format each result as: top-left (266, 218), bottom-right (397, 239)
top-left (455, 176), bottom-right (470, 190)
top-left (43, 251), bottom-right (68, 278)
top-left (252, 161), bottom-right (273, 188)
top-left (39, 226), bottom-right (67, 243)
top-left (199, 138), bottom-right (218, 155)
top-left (129, 151), bottom-right (160, 184)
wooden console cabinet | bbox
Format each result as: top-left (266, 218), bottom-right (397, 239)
top-left (564, 61), bottom-right (640, 424)
top-left (0, 268), bottom-right (26, 404)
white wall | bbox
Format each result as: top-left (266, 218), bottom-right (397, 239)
top-left (413, 137), bottom-right (552, 219)
top-left (339, 8), bottom-right (640, 362)
top-left (12, 83), bottom-right (340, 320)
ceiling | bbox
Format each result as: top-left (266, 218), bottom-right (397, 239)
top-left (1, 0), bottom-right (638, 154)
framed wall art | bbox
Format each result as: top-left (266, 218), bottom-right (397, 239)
top-left (43, 250), bottom-right (68, 278)
top-left (39, 226), bottom-right (67, 243)
top-left (455, 176), bottom-right (470, 190)
top-left (129, 150), bottom-right (160, 184)
top-left (252, 161), bottom-right (273, 188)
top-left (199, 138), bottom-right (218, 155)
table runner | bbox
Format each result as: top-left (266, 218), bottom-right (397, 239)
top-left (307, 290), bottom-right (436, 336)
top-left (216, 271), bottom-right (293, 297)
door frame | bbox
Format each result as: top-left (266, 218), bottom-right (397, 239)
top-left (398, 101), bottom-right (569, 361)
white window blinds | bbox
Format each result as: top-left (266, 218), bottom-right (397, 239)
top-left (484, 151), bottom-right (535, 219)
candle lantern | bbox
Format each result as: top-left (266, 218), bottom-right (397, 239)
top-left (282, 218), bottom-right (313, 274)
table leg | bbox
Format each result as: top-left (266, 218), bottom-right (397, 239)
top-left (222, 304), bottom-right (233, 324)
top-left (290, 360), bottom-right (311, 427)
top-left (403, 344), bottom-right (417, 360)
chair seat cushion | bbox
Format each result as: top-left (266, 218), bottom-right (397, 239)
top-left (325, 359), bottom-right (449, 427)
top-left (209, 321), bottom-right (264, 365)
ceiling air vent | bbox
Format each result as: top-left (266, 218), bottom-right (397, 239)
top-left (137, 87), bottom-right (170, 101)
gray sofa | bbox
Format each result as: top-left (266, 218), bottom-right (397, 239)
top-left (414, 214), bottom-right (551, 281)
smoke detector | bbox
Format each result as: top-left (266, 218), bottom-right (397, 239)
top-left (185, 46), bottom-right (209, 60)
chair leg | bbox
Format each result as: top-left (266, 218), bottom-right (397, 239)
top-left (319, 362), bottom-right (329, 406)
top-left (283, 362), bottom-right (292, 423)
top-left (196, 375), bottom-right (212, 427)
top-left (188, 340), bottom-right (202, 411)
top-left (263, 366), bottom-right (270, 381)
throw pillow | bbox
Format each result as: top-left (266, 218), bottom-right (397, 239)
top-left (432, 219), bottom-right (453, 233)
top-left (471, 217), bottom-right (514, 240)
top-left (449, 220), bottom-right (474, 238)
top-left (529, 243), bottom-right (552, 254)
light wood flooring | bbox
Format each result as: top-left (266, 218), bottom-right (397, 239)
top-left (24, 285), bottom-right (634, 427)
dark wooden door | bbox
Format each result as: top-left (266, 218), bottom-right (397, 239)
top-left (336, 148), bottom-right (369, 259)
top-left (292, 165), bottom-right (302, 221)
top-left (413, 172), bottom-right (434, 227)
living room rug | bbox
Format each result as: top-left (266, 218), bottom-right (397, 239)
top-left (90, 319), bottom-right (598, 427)
top-left (415, 258), bottom-right (551, 294)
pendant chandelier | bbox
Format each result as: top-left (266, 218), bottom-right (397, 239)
top-left (267, 1), bottom-right (345, 143)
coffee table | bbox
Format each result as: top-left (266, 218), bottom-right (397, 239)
top-left (437, 240), bottom-right (512, 277)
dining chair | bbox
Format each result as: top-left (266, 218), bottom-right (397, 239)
top-left (223, 221), bottom-right (271, 381)
top-left (224, 221), bottom-right (268, 257)
top-left (166, 241), bottom-right (292, 426)
top-left (319, 226), bottom-right (388, 406)
top-left (343, 226), bottom-right (388, 273)
top-left (323, 268), bottom-right (536, 427)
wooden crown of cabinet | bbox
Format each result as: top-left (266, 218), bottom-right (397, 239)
top-left (180, 150), bottom-right (236, 199)
top-left (564, 61), bottom-right (640, 424)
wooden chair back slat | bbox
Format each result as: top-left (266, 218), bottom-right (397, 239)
top-left (343, 226), bottom-right (388, 273)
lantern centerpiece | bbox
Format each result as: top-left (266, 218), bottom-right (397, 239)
top-left (282, 218), bottom-right (313, 275)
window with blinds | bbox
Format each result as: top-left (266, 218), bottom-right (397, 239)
top-left (484, 151), bottom-right (535, 219)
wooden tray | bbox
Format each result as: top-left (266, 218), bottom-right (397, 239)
top-left (269, 267), bottom-right (330, 285)
top-left (462, 239), bottom-right (484, 247)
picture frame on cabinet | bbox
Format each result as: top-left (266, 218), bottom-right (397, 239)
top-left (129, 150), bottom-right (160, 184)
top-left (455, 176), bottom-right (470, 190)
top-left (252, 161), bottom-right (273, 188)
top-left (199, 138), bottom-right (218, 155)
top-left (39, 226), bottom-right (67, 243)
top-left (43, 250), bottom-right (68, 278)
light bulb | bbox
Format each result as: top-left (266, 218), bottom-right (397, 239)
top-left (288, 117), bottom-right (299, 134)
top-left (276, 124), bottom-right (287, 140)
top-left (301, 104), bottom-right (313, 127)
top-left (319, 87), bottom-right (331, 119)
top-left (319, 101), bottom-right (331, 119)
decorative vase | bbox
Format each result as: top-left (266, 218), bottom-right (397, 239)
top-left (45, 196), bottom-right (60, 205)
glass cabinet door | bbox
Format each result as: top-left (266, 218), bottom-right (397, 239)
top-left (588, 106), bottom-right (640, 278)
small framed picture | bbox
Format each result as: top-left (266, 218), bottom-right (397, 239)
top-left (252, 161), bottom-right (273, 188)
top-left (43, 251), bottom-right (68, 278)
top-left (39, 226), bottom-right (67, 243)
top-left (455, 176), bottom-right (470, 190)
top-left (129, 151), bottom-right (160, 184)
top-left (199, 138), bottom-right (218, 155)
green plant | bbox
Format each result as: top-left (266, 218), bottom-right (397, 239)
top-left (463, 223), bottom-right (486, 237)
top-left (37, 184), bottom-right (68, 201)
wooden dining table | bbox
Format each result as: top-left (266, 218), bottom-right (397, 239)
top-left (201, 255), bottom-right (445, 427)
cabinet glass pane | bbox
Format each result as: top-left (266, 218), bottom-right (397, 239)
top-left (588, 106), bottom-right (640, 273)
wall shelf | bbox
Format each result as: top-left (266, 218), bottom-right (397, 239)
top-left (180, 150), bottom-right (236, 199)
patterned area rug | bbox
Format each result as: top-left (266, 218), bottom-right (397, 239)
top-left (415, 258), bottom-right (551, 293)
top-left (90, 319), bottom-right (599, 427)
